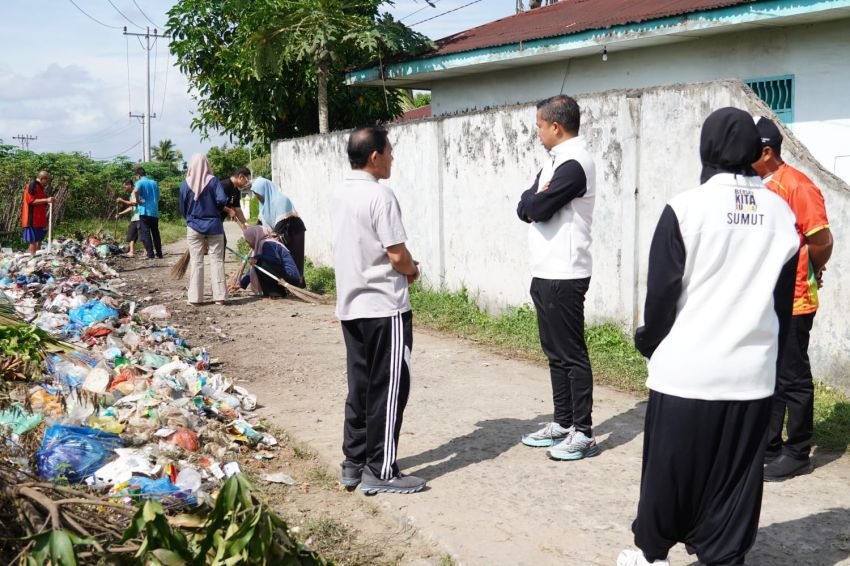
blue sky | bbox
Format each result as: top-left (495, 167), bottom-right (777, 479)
top-left (1, 0), bottom-right (515, 162)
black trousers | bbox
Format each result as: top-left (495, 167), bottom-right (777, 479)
top-left (341, 311), bottom-right (413, 480)
top-left (633, 391), bottom-right (770, 566)
top-left (529, 277), bottom-right (593, 435)
top-left (766, 313), bottom-right (815, 460)
top-left (273, 217), bottom-right (306, 286)
top-left (255, 259), bottom-right (286, 298)
top-left (138, 215), bottom-right (162, 258)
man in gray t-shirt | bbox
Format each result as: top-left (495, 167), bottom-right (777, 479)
top-left (331, 126), bottom-right (425, 495)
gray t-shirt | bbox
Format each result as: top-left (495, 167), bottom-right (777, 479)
top-left (331, 170), bottom-right (411, 320)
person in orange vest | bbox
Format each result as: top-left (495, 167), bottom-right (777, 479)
top-left (21, 170), bottom-right (54, 255)
top-left (752, 117), bottom-right (834, 482)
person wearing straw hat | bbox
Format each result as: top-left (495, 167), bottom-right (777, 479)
top-left (179, 154), bottom-right (231, 306)
top-left (21, 170), bottom-right (53, 255)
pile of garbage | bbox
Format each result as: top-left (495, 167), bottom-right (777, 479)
top-left (0, 237), bottom-right (276, 506)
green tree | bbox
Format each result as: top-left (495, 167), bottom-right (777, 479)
top-left (414, 92), bottom-right (431, 107)
top-left (206, 144), bottom-right (251, 178)
top-left (152, 139), bottom-right (183, 167)
top-left (166, 0), bottom-right (433, 142)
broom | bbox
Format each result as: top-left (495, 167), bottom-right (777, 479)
top-left (225, 245), bottom-right (329, 304)
top-left (171, 217), bottom-right (248, 280)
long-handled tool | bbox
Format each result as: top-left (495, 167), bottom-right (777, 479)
top-left (225, 245), bottom-right (328, 304)
top-left (172, 216), bottom-right (248, 279)
top-left (47, 202), bottom-right (53, 254)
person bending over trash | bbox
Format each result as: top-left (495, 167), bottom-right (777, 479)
top-left (230, 226), bottom-right (302, 299)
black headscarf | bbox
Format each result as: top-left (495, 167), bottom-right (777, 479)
top-left (699, 107), bottom-right (762, 184)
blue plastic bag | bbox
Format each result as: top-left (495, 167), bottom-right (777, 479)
top-left (69, 300), bottom-right (119, 327)
top-left (125, 476), bottom-right (197, 505)
top-left (37, 424), bottom-right (124, 483)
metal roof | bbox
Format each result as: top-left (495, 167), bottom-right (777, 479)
top-left (430, 0), bottom-right (758, 57)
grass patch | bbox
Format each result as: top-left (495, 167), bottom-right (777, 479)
top-left (54, 217), bottom-right (186, 246)
top-left (814, 381), bottom-right (850, 451)
top-left (308, 466), bottom-right (337, 490)
top-left (291, 443), bottom-right (315, 460)
top-left (409, 284), bottom-right (647, 392)
top-left (303, 259), bottom-right (336, 295)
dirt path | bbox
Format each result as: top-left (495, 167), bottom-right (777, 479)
top-left (118, 224), bottom-right (850, 566)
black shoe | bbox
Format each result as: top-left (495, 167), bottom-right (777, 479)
top-left (360, 466), bottom-right (426, 495)
top-left (339, 460), bottom-right (364, 489)
top-left (764, 454), bottom-right (814, 482)
top-left (764, 450), bottom-right (780, 465)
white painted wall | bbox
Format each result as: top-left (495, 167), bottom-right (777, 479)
top-left (430, 18), bottom-right (850, 184)
top-left (272, 80), bottom-right (850, 390)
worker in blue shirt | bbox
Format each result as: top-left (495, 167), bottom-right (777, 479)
top-left (133, 167), bottom-right (163, 259)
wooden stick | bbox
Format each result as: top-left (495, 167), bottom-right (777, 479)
top-left (47, 202), bottom-right (53, 253)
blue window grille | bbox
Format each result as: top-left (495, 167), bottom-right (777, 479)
top-left (744, 75), bottom-right (794, 123)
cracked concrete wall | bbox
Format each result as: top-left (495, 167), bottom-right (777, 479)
top-left (272, 80), bottom-right (850, 390)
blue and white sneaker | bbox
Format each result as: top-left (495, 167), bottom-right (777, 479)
top-left (521, 423), bottom-right (573, 447)
top-left (546, 430), bottom-right (599, 460)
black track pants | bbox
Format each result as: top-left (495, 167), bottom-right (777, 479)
top-left (633, 391), bottom-right (770, 566)
top-left (766, 313), bottom-right (815, 460)
top-left (529, 277), bottom-right (594, 435)
top-left (341, 311), bottom-right (413, 480)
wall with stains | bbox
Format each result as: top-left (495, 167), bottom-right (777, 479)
top-left (272, 80), bottom-right (850, 390)
top-left (430, 18), bottom-right (850, 185)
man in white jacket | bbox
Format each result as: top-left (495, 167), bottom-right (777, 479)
top-left (516, 95), bottom-right (598, 461)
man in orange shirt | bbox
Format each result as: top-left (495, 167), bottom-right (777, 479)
top-left (752, 117), bottom-right (833, 481)
top-left (21, 170), bottom-right (54, 255)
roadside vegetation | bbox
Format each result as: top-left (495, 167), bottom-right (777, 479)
top-left (303, 261), bottom-right (850, 452)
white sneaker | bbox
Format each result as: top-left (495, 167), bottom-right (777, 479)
top-left (521, 422), bottom-right (573, 447)
top-left (617, 549), bottom-right (670, 566)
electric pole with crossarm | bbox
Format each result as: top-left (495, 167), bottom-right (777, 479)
top-left (124, 26), bottom-right (167, 163)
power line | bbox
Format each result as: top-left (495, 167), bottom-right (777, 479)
top-left (66, 0), bottom-right (122, 29)
top-left (106, 0), bottom-right (144, 29)
top-left (93, 140), bottom-right (141, 161)
top-left (131, 0), bottom-right (161, 28)
top-left (400, 0), bottom-right (442, 22)
top-left (410, 0), bottom-right (484, 26)
top-left (160, 49), bottom-right (171, 118)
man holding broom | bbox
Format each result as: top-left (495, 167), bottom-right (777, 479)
top-left (21, 170), bottom-right (54, 255)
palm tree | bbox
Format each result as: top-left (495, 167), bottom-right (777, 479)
top-left (153, 139), bottom-right (183, 166)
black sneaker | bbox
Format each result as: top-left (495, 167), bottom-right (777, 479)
top-left (764, 454), bottom-right (814, 482)
top-left (340, 460), bottom-right (364, 489)
top-left (360, 466), bottom-right (426, 495)
top-left (764, 450), bottom-right (780, 465)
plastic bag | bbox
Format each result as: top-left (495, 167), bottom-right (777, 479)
top-left (164, 427), bottom-right (199, 452)
top-left (140, 304), bottom-right (171, 320)
top-left (37, 424), bottom-right (124, 483)
top-left (69, 300), bottom-right (119, 327)
top-left (142, 352), bottom-right (171, 369)
top-left (29, 387), bottom-right (64, 417)
top-left (0, 404), bottom-right (43, 435)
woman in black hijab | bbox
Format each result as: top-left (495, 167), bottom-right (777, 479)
top-left (618, 108), bottom-right (799, 566)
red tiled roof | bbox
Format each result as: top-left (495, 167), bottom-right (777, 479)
top-left (394, 104), bottom-right (432, 122)
top-left (432, 0), bottom-right (758, 56)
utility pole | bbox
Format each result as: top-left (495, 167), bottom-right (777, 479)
top-left (129, 113), bottom-right (148, 162)
top-left (124, 26), bottom-right (167, 162)
top-left (12, 134), bottom-right (37, 150)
